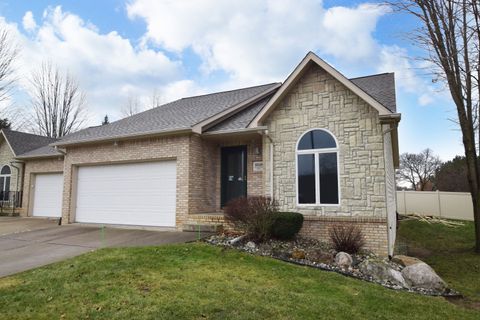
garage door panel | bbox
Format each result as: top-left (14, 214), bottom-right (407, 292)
top-left (75, 161), bottom-right (177, 227)
top-left (32, 173), bottom-right (63, 218)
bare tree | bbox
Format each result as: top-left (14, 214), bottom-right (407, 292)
top-left (0, 29), bottom-right (19, 103)
top-left (390, 0), bottom-right (480, 252)
top-left (121, 95), bottom-right (142, 117)
top-left (398, 149), bottom-right (442, 190)
top-left (149, 88), bottom-right (162, 109)
top-left (29, 62), bottom-right (87, 138)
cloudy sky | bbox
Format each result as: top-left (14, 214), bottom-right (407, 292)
top-left (0, 0), bottom-right (463, 160)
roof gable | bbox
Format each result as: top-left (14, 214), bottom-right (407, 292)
top-left (249, 52), bottom-right (395, 128)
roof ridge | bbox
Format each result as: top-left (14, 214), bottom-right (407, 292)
top-left (349, 72), bottom-right (393, 80)
top-left (1, 128), bottom-right (57, 141)
top-left (179, 82), bottom-right (281, 100)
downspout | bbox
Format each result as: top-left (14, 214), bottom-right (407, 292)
top-left (264, 131), bottom-right (274, 199)
top-left (382, 122), bottom-right (398, 259)
top-left (10, 160), bottom-right (24, 212)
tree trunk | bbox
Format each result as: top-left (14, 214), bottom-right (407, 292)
top-left (475, 191), bottom-right (480, 253)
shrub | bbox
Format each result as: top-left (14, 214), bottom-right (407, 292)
top-left (329, 224), bottom-right (365, 254)
top-left (271, 212), bottom-right (304, 240)
top-left (224, 196), bottom-right (278, 242)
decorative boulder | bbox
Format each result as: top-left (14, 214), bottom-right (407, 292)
top-left (392, 255), bottom-right (423, 267)
top-left (291, 249), bottom-right (306, 260)
top-left (335, 252), bottom-right (353, 268)
top-left (401, 262), bottom-right (447, 291)
top-left (245, 241), bottom-right (256, 250)
top-left (358, 259), bottom-right (409, 288)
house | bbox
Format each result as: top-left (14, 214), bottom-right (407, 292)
top-left (0, 129), bottom-right (57, 209)
top-left (15, 52), bottom-right (400, 256)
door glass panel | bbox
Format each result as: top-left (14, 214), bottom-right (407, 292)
top-left (298, 154), bottom-right (316, 204)
top-left (319, 152), bottom-right (338, 204)
top-left (221, 147), bottom-right (247, 206)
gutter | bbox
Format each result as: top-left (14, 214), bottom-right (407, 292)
top-left (50, 128), bottom-right (192, 148)
top-left (202, 126), bottom-right (268, 136)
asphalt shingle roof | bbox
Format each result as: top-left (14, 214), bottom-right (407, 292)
top-left (1, 129), bottom-right (57, 156)
top-left (16, 144), bottom-right (63, 159)
top-left (55, 83), bottom-right (280, 146)
top-left (48, 71), bottom-right (396, 148)
top-left (207, 95), bottom-right (274, 132)
top-left (350, 73), bottom-right (396, 113)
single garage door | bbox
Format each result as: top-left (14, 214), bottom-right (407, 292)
top-left (32, 173), bottom-right (64, 217)
top-left (75, 161), bottom-right (176, 227)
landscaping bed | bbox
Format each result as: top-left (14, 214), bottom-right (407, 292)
top-left (206, 233), bottom-right (459, 297)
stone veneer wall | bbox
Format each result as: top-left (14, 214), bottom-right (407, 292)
top-left (21, 157), bottom-right (65, 216)
top-left (0, 137), bottom-right (23, 194)
top-left (263, 64), bottom-right (389, 255)
top-left (61, 135), bottom-right (191, 228)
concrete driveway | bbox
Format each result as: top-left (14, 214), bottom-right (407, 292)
top-left (0, 217), bottom-right (200, 278)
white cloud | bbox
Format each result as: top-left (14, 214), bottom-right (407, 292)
top-left (2, 6), bottom-right (185, 124)
top-left (22, 11), bottom-right (36, 32)
top-left (127, 0), bottom-right (389, 84)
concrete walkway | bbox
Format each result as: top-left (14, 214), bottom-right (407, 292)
top-left (0, 217), bottom-right (200, 278)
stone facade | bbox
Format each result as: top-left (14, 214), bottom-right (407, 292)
top-left (21, 156), bottom-right (65, 216)
top-left (0, 136), bottom-right (23, 194)
top-left (262, 64), bottom-right (389, 255)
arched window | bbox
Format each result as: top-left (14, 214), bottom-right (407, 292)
top-left (296, 129), bottom-right (339, 205)
top-left (0, 165), bottom-right (11, 201)
top-left (1, 165), bottom-right (11, 175)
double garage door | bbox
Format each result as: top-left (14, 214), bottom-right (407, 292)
top-left (32, 161), bottom-right (177, 227)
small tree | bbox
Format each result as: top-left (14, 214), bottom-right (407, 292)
top-left (29, 62), bottom-right (87, 138)
top-left (398, 148), bottom-right (442, 190)
top-left (102, 114), bottom-right (109, 125)
top-left (435, 156), bottom-right (470, 192)
top-left (0, 118), bottom-right (11, 130)
top-left (121, 95), bottom-right (142, 117)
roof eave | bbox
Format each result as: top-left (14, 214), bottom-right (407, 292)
top-left (51, 128), bottom-right (193, 147)
top-left (15, 154), bottom-right (64, 160)
top-left (202, 126), bottom-right (268, 137)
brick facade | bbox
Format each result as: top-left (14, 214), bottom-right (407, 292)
top-left (299, 216), bottom-right (388, 256)
top-left (21, 157), bottom-right (65, 217)
top-left (61, 135), bottom-right (191, 227)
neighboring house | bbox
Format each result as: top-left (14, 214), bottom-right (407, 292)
top-left (15, 52), bottom-right (401, 256)
top-left (0, 129), bottom-right (57, 208)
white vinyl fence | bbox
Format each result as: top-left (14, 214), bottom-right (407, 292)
top-left (396, 190), bottom-right (474, 221)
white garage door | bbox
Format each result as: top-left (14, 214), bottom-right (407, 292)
top-left (75, 161), bottom-right (176, 227)
top-left (32, 173), bottom-right (64, 218)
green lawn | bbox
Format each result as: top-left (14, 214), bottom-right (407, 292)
top-left (397, 218), bottom-right (480, 306)
top-left (0, 243), bottom-right (478, 319)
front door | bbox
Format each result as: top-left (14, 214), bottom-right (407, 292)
top-left (221, 146), bottom-right (247, 207)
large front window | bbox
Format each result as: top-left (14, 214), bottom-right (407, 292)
top-left (297, 129), bottom-right (339, 205)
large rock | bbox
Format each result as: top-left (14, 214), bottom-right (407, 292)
top-left (401, 262), bottom-right (447, 291)
top-left (335, 252), bottom-right (353, 268)
top-left (358, 259), bottom-right (409, 288)
top-left (392, 255), bottom-right (423, 267)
